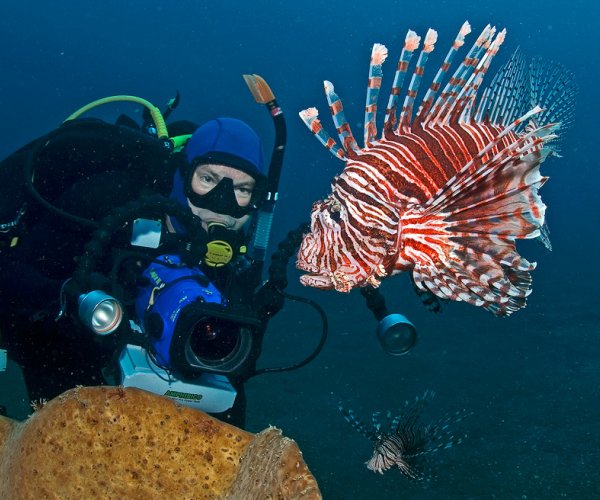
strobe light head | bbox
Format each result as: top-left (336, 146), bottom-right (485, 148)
top-left (376, 313), bottom-right (417, 356)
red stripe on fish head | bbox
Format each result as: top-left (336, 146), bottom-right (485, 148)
top-left (297, 178), bottom-right (398, 291)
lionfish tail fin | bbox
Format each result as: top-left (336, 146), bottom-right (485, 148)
top-left (476, 51), bottom-right (577, 142)
top-left (401, 109), bottom-right (556, 316)
top-left (529, 58), bottom-right (577, 129)
top-left (527, 57), bottom-right (577, 160)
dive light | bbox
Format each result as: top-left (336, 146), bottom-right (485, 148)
top-left (78, 290), bottom-right (123, 336)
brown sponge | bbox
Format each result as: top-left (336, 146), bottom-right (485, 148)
top-left (0, 386), bottom-right (321, 499)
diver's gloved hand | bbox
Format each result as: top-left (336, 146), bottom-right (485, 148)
top-left (254, 281), bottom-right (285, 318)
top-left (409, 275), bottom-right (443, 313)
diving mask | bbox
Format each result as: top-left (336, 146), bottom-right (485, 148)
top-left (185, 166), bottom-right (265, 219)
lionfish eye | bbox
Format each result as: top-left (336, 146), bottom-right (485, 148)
top-left (330, 210), bottom-right (341, 222)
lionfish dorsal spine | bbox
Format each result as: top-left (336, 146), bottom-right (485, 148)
top-left (426, 25), bottom-right (498, 125)
top-left (416, 21), bottom-right (472, 121)
top-left (324, 80), bottom-right (361, 156)
top-left (383, 29), bottom-right (421, 136)
top-left (390, 414), bottom-right (402, 431)
top-left (397, 28), bottom-right (438, 132)
top-left (457, 29), bottom-right (507, 122)
top-left (371, 410), bottom-right (382, 432)
top-left (299, 107), bottom-right (347, 160)
top-left (363, 43), bottom-right (388, 147)
top-left (338, 403), bottom-right (378, 440)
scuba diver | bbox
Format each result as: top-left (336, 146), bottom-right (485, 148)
top-left (0, 82), bottom-right (316, 427)
top-left (0, 79), bottom-right (427, 427)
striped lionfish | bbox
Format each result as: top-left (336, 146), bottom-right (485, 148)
top-left (297, 22), bottom-right (575, 315)
top-left (339, 391), bottom-right (468, 479)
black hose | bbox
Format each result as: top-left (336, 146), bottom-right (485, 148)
top-left (252, 290), bottom-right (328, 376)
top-left (266, 222), bottom-right (309, 289)
top-left (23, 121), bottom-right (104, 229)
top-left (245, 221), bottom-right (330, 377)
top-left (73, 195), bottom-right (206, 292)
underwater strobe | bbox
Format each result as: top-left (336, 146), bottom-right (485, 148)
top-left (361, 287), bottom-right (417, 356)
top-left (376, 313), bottom-right (417, 356)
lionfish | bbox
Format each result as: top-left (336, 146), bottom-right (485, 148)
top-left (339, 391), bottom-right (468, 479)
top-left (297, 22), bottom-right (576, 315)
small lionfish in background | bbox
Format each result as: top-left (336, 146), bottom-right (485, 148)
top-left (297, 22), bottom-right (576, 316)
top-left (339, 391), bottom-right (469, 479)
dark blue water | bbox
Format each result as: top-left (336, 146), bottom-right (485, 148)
top-left (1, 1), bottom-right (598, 498)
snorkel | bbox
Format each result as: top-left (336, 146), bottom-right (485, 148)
top-left (242, 74), bottom-right (286, 265)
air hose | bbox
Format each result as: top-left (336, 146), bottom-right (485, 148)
top-left (64, 95), bottom-right (169, 141)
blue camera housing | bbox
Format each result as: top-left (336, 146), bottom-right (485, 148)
top-left (135, 254), bottom-right (225, 367)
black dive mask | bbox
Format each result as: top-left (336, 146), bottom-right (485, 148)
top-left (185, 173), bottom-right (262, 219)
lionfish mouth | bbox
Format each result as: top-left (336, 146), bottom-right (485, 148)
top-left (298, 263), bottom-right (386, 293)
top-left (299, 272), bottom-right (337, 290)
top-left (296, 261), bottom-right (350, 291)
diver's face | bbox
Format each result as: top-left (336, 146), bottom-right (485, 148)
top-left (188, 163), bottom-right (256, 230)
top-left (191, 164), bottom-right (256, 206)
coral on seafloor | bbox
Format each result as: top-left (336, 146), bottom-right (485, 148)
top-left (0, 386), bottom-right (321, 499)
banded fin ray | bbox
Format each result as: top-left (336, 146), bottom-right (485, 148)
top-left (297, 21), bottom-right (576, 316)
top-left (339, 391), bottom-right (470, 479)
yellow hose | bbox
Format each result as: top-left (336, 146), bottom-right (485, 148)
top-left (170, 134), bottom-right (192, 152)
top-left (63, 95), bottom-right (169, 139)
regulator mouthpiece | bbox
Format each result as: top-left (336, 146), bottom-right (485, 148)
top-left (376, 313), bottom-right (417, 356)
top-left (78, 290), bottom-right (123, 335)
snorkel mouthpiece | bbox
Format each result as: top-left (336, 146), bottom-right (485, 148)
top-left (204, 222), bottom-right (246, 267)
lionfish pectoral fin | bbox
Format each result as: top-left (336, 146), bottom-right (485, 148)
top-left (401, 115), bottom-right (555, 316)
top-left (338, 402), bottom-right (379, 441)
top-left (537, 221), bottom-right (552, 251)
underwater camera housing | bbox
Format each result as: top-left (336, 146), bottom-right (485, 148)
top-left (133, 254), bottom-right (261, 376)
top-left (118, 254), bottom-right (262, 412)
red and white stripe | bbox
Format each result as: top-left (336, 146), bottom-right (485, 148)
top-left (297, 22), bottom-right (575, 316)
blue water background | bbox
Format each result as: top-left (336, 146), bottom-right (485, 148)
top-left (1, 1), bottom-right (598, 498)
